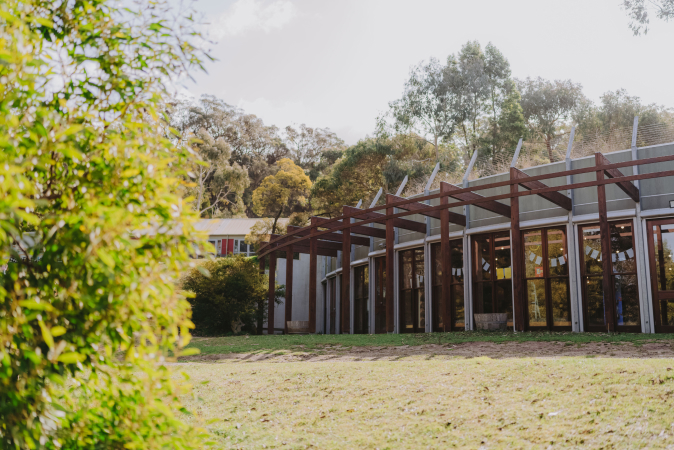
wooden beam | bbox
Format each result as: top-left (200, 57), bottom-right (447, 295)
top-left (509, 168), bottom-right (525, 332)
top-left (385, 204), bottom-right (395, 333)
top-left (596, 152), bottom-right (640, 202)
top-left (284, 243), bottom-right (293, 334)
top-left (440, 183), bottom-right (452, 332)
top-left (313, 217), bottom-right (387, 239)
top-left (385, 194), bottom-right (442, 220)
top-left (266, 234), bottom-right (343, 252)
top-left (287, 225), bottom-right (370, 247)
top-left (440, 181), bottom-right (511, 217)
top-left (596, 154), bottom-right (615, 332)
top-left (511, 167), bottom-right (572, 211)
top-left (309, 223), bottom-right (317, 334)
top-left (257, 256), bottom-right (265, 335)
top-left (341, 225), bottom-right (351, 334)
top-left (278, 244), bottom-right (338, 258)
top-left (267, 252), bottom-right (276, 335)
top-left (386, 194), bottom-right (467, 227)
top-left (344, 205), bottom-right (426, 234)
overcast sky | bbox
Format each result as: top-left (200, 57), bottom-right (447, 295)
top-left (182, 0), bottom-right (674, 144)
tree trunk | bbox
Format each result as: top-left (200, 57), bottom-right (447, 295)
top-left (434, 135), bottom-right (439, 162)
top-left (546, 135), bottom-right (554, 162)
top-left (271, 207), bottom-right (284, 236)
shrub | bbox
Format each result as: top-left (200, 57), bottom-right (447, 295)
top-left (181, 256), bottom-right (283, 335)
top-left (0, 0), bottom-right (211, 448)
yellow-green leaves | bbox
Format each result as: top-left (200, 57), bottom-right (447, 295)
top-left (38, 320), bottom-right (54, 349)
top-left (57, 352), bottom-right (86, 364)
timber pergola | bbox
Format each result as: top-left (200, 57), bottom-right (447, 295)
top-left (259, 151), bottom-right (674, 334)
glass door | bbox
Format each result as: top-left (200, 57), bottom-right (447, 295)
top-left (579, 221), bottom-right (640, 332)
top-left (374, 257), bottom-right (387, 334)
top-left (522, 227), bottom-right (572, 330)
top-left (353, 265), bottom-right (369, 334)
top-left (430, 240), bottom-right (465, 331)
top-left (647, 219), bottom-right (674, 333)
top-left (472, 232), bottom-right (513, 327)
top-left (399, 248), bottom-right (425, 333)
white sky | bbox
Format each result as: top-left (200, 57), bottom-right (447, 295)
top-left (182, 0), bottom-right (674, 144)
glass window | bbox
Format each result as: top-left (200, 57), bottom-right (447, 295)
top-left (582, 226), bottom-right (603, 275)
top-left (399, 248), bottom-right (425, 333)
top-left (653, 224), bottom-right (674, 292)
top-left (374, 257), bottom-right (387, 334)
top-left (579, 221), bottom-right (640, 331)
top-left (522, 227), bottom-right (571, 329)
top-left (353, 265), bottom-right (369, 334)
top-left (431, 240), bottom-right (465, 331)
top-left (472, 232), bottom-right (512, 326)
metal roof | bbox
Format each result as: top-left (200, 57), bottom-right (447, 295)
top-left (195, 218), bottom-right (289, 237)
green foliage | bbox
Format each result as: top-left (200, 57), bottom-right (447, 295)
top-left (181, 256), bottom-right (283, 336)
top-left (0, 0), bottom-right (211, 448)
top-left (252, 158), bottom-right (312, 234)
top-left (311, 135), bottom-right (436, 217)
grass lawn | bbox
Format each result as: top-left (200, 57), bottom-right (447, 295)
top-left (178, 356), bottom-right (674, 449)
top-left (187, 331), bottom-right (674, 356)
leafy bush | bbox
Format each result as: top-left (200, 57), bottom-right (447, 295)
top-left (0, 0), bottom-right (211, 448)
top-left (181, 256), bottom-right (283, 335)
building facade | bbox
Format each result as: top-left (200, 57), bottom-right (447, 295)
top-left (260, 122), bottom-right (674, 335)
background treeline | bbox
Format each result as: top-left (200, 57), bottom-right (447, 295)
top-left (167, 40), bottom-right (673, 234)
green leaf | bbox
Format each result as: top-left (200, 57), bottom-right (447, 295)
top-left (57, 352), bottom-right (86, 364)
top-left (51, 326), bottom-right (66, 337)
top-left (18, 300), bottom-right (54, 311)
top-left (178, 348), bottom-right (200, 357)
top-left (38, 320), bottom-right (54, 349)
top-left (197, 266), bottom-right (211, 278)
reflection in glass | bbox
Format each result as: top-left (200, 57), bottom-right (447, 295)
top-left (582, 226), bottom-right (603, 275)
top-left (494, 233), bottom-right (511, 280)
top-left (614, 274), bottom-right (639, 326)
top-left (586, 277), bottom-right (605, 327)
top-left (374, 257), bottom-right (386, 334)
top-left (402, 251), bottom-right (413, 290)
top-left (401, 290), bottom-right (413, 331)
top-left (524, 230), bottom-right (543, 279)
top-left (474, 235), bottom-right (492, 281)
top-left (453, 284), bottom-right (465, 327)
top-left (551, 279), bottom-right (571, 326)
top-left (527, 279), bottom-right (547, 327)
top-left (496, 281), bottom-right (513, 325)
top-left (451, 244), bottom-right (464, 284)
top-left (399, 248), bottom-right (425, 333)
top-left (430, 240), bottom-right (465, 331)
top-left (611, 222), bottom-right (636, 274)
top-left (353, 265), bottom-right (369, 334)
top-left (654, 224), bottom-right (674, 292)
top-left (547, 229), bottom-right (568, 277)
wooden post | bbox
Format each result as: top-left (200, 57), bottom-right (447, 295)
top-left (510, 167), bottom-right (525, 331)
top-left (386, 200), bottom-right (395, 333)
top-left (440, 183), bottom-right (452, 332)
top-left (596, 153), bottom-right (615, 332)
top-left (284, 243), bottom-right (293, 335)
top-left (341, 225), bottom-right (351, 334)
top-left (257, 256), bottom-right (265, 335)
top-left (309, 223), bottom-right (317, 333)
top-left (267, 251), bottom-right (277, 335)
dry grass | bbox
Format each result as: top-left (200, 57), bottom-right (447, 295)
top-left (177, 356), bottom-right (674, 449)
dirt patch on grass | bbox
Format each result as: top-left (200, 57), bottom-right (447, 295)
top-left (182, 340), bottom-right (674, 363)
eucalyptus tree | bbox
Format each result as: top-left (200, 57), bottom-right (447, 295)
top-left (388, 57), bottom-right (458, 162)
top-left (623, 0), bottom-right (674, 34)
top-left (517, 77), bottom-right (584, 161)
